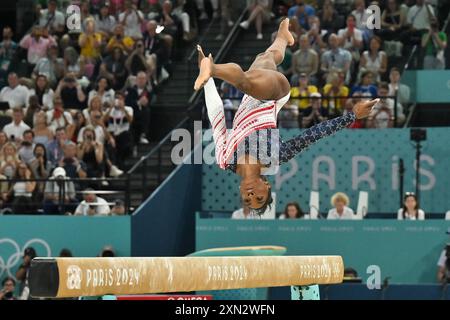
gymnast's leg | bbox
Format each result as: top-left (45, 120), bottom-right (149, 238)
top-left (194, 19), bottom-right (294, 101)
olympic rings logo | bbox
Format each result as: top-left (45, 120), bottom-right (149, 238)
top-left (0, 238), bottom-right (52, 280)
top-left (66, 265), bottom-right (82, 290)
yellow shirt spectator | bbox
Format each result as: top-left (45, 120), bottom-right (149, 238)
top-left (106, 36), bottom-right (134, 54)
top-left (79, 32), bottom-right (102, 60)
top-left (322, 84), bottom-right (349, 114)
top-left (290, 85), bottom-right (318, 110)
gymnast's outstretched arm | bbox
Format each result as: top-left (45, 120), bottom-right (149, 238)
top-left (279, 99), bottom-right (379, 164)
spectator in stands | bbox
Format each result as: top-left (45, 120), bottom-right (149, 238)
top-left (368, 81), bottom-right (405, 128)
top-left (59, 141), bottom-right (88, 180)
top-left (111, 199), bottom-right (126, 215)
top-left (33, 111), bottom-right (54, 146)
top-left (80, 0), bottom-right (95, 27)
top-left (16, 247), bottom-right (36, 300)
top-left (155, 1), bottom-right (181, 50)
top-left (95, 1), bottom-right (117, 40)
top-left (0, 142), bottom-right (20, 179)
top-left (47, 127), bottom-right (70, 167)
top-left (321, 34), bottom-right (352, 84)
top-left (106, 24), bottom-right (135, 54)
top-left (306, 16), bottom-right (327, 54)
top-left (337, 14), bottom-right (363, 68)
top-left (291, 34), bottom-right (319, 85)
top-left (29, 143), bottom-right (51, 202)
top-left (78, 110), bottom-right (108, 146)
top-left (119, 0), bottom-right (145, 40)
top-left (327, 192), bottom-right (354, 220)
top-left (421, 18), bottom-right (447, 70)
top-left (388, 67), bottom-right (410, 107)
top-left (100, 245), bottom-right (116, 257)
top-left (43, 167), bottom-right (78, 215)
top-left (0, 131), bottom-right (8, 150)
top-left (379, 0), bottom-right (407, 41)
top-left (301, 93), bottom-right (329, 128)
top-left (82, 96), bottom-right (102, 125)
top-left (406, 0), bottom-right (435, 45)
top-left (126, 71), bottom-right (151, 146)
top-left (100, 47), bottom-right (129, 90)
top-left (239, 0), bottom-right (271, 40)
top-left (59, 248), bottom-right (73, 257)
top-left (78, 18), bottom-right (103, 65)
top-left (32, 44), bottom-right (64, 88)
top-left (322, 71), bottom-right (349, 116)
top-left (55, 73), bottom-right (87, 111)
top-left (436, 228), bottom-right (450, 283)
top-left (359, 36), bottom-right (388, 82)
top-left (67, 111), bottom-right (87, 144)
top-left (0, 277), bottom-right (17, 300)
top-left (0, 72), bottom-right (30, 110)
top-left (95, 2), bottom-right (117, 40)
top-left (63, 47), bottom-right (82, 79)
top-left (3, 108), bottom-right (30, 142)
top-left (397, 192), bottom-right (425, 220)
top-left (279, 202), bottom-right (305, 219)
top-left (105, 91), bottom-right (133, 168)
top-left (74, 188), bottom-right (111, 216)
top-left (36, 0), bottom-right (65, 36)
top-left (317, 0), bottom-right (342, 34)
top-left (88, 77), bottom-right (116, 109)
top-left (18, 130), bottom-right (36, 164)
top-left (143, 20), bottom-right (169, 80)
top-left (19, 26), bottom-right (57, 69)
top-left (23, 96), bottom-right (41, 129)
top-left (288, 0), bottom-right (316, 34)
top-left (77, 126), bottom-right (105, 179)
top-left (9, 162), bottom-right (36, 215)
top-left (0, 27), bottom-right (18, 82)
top-left (351, 70), bottom-right (377, 98)
top-left (28, 74), bottom-right (55, 110)
top-left (125, 40), bottom-right (155, 78)
top-left (46, 97), bottom-right (73, 133)
top-left (289, 73), bottom-right (318, 111)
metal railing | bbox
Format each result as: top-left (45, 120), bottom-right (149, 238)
top-left (125, 11), bottom-right (249, 207)
top-left (220, 95), bottom-right (402, 127)
top-left (0, 177), bottom-right (129, 215)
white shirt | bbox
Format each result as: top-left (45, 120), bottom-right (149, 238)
top-left (397, 208), bottom-right (425, 220)
top-left (371, 98), bottom-right (404, 124)
top-left (3, 121), bottom-right (31, 140)
top-left (77, 125), bottom-right (106, 145)
top-left (351, 9), bottom-right (370, 30)
top-left (74, 197), bottom-right (111, 216)
top-left (337, 27), bottom-right (363, 51)
top-left (28, 88), bottom-right (55, 110)
top-left (0, 85), bottom-right (29, 109)
top-left (231, 208), bottom-right (259, 220)
top-left (407, 4), bottom-right (434, 30)
top-left (106, 106), bottom-right (134, 136)
top-left (119, 10), bottom-right (144, 39)
top-left (327, 206), bottom-right (355, 220)
top-left (46, 110), bottom-right (73, 134)
top-left (38, 9), bottom-right (65, 30)
top-left (87, 89), bottom-right (115, 108)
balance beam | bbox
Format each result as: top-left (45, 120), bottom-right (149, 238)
top-left (29, 256), bottom-right (344, 298)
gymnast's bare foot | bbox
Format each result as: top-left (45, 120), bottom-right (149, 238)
top-left (194, 52), bottom-right (214, 91)
top-left (278, 18), bottom-right (295, 46)
top-left (197, 45), bottom-right (206, 68)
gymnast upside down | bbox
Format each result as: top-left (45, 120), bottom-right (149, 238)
top-left (194, 19), bottom-right (378, 215)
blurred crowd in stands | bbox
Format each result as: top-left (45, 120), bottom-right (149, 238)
top-left (220, 0), bottom-right (447, 129)
top-left (0, 0), bottom-right (447, 215)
